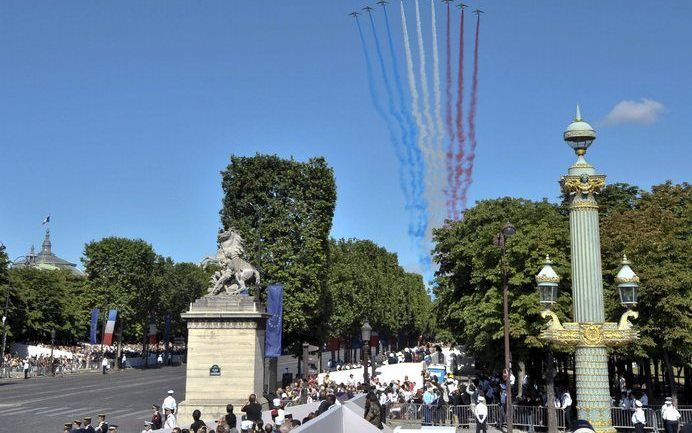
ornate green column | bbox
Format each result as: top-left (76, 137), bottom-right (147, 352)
top-left (539, 107), bottom-right (638, 433)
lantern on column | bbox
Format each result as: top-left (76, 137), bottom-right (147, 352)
top-left (536, 255), bottom-right (560, 309)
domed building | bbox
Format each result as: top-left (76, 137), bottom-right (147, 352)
top-left (15, 229), bottom-right (83, 277)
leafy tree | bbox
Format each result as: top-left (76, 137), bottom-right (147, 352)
top-left (82, 237), bottom-right (157, 343)
top-left (326, 238), bottom-right (431, 349)
top-left (155, 260), bottom-right (211, 339)
top-left (220, 154), bottom-right (337, 354)
top-left (600, 181), bottom-right (691, 401)
top-left (432, 197), bottom-right (572, 366)
top-left (7, 267), bottom-right (86, 343)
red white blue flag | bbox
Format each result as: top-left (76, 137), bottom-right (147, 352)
top-left (102, 309), bottom-right (118, 346)
top-left (148, 321), bottom-right (158, 345)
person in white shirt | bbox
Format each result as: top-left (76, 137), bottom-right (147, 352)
top-left (631, 400), bottom-right (646, 433)
top-left (23, 359), bottom-right (30, 379)
top-left (157, 354), bottom-right (163, 366)
top-left (162, 389), bottom-right (177, 413)
top-left (560, 389), bottom-right (573, 431)
top-left (163, 408), bottom-right (176, 429)
top-left (121, 354), bottom-right (127, 369)
top-left (661, 397), bottom-right (681, 433)
top-left (101, 357), bottom-right (109, 374)
top-left (475, 396), bottom-right (488, 433)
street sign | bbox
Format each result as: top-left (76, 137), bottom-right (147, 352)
top-left (209, 364), bottom-right (221, 376)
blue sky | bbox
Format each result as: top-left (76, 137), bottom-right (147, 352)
top-left (1, 1), bottom-right (690, 279)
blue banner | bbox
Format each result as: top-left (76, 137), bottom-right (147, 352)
top-left (163, 314), bottom-right (171, 347)
top-left (265, 284), bottom-right (283, 358)
top-left (90, 308), bottom-right (99, 344)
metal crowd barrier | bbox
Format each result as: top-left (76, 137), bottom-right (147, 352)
top-left (611, 407), bottom-right (660, 432)
top-left (386, 402), bottom-right (567, 430)
top-left (387, 402), bottom-right (690, 432)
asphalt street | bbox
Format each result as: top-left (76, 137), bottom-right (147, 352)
top-left (0, 366), bottom-right (185, 433)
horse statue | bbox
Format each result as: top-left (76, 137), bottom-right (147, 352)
top-left (201, 228), bottom-right (260, 296)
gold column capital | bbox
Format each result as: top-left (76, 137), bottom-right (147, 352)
top-left (539, 310), bottom-right (639, 347)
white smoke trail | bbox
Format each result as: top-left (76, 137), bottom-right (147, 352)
top-left (429, 0), bottom-right (446, 230)
top-left (414, 0), bottom-right (440, 239)
top-left (401, 0), bottom-right (431, 269)
top-left (400, 1), bottom-right (427, 188)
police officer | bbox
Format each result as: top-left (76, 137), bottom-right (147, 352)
top-left (475, 396), bottom-right (488, 433)
top-left (661, 398), bottom-right (681, 433)
top-left (631, 400), bottom-right (646, 433)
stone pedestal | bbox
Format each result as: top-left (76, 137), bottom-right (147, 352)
top-left (176, 294), bottom-right (270, 425)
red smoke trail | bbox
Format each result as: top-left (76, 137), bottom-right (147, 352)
top-left (460, 13), bottom-right (480, 210)
top-left (444, 1), bottom-right (454, 219)
top-left (452, 6), bottom-right (466, 219)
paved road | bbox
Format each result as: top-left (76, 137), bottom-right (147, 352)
top-left (0, 366), bottom-right (185, 433)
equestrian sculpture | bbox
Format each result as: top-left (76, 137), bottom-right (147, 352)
top-left (202, 229), bottom-right (260, 296)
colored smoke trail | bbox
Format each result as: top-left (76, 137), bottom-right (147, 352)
top-left (413, 0), bottom-right (441, 238)
top-left (453, 6), bottom-right (467, 219)
top-left (461, 13), bottom-right (481, 210)
top-left (400, 0), bottom-right (430, 269)
top-left (430, 0), bottom-right (446, 228)
top-left (382, 4), bottom-right (427, 239)
top-left (367, 10), bottom-right (422, 240)
top-left (355, 17), bottom-right (403, 208)
top-left (444, 0), bottom-right (454, 219)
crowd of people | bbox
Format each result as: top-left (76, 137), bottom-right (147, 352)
top-left (1, 341), bottom-right (188, 379)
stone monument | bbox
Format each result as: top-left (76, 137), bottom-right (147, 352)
top-left (176, 229), bottom-right (269, 424)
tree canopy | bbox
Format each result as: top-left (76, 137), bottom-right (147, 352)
top-left (220, 154), bottom-right (337, 354)
top-left (433, 197), bottom-right (573, 365)
top-left (327, 238), bottom-right (432, 344)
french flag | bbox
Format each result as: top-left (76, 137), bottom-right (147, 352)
top-left (148, 322), bottom-right (158, 345)
top-left (102, 310), bottom-right (118, 346)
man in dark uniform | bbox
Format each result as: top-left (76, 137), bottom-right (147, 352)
top-left (84, 417), bottom-right (96, 433)
top-left (71, 420), bottom-right (83, 433)
top-left (96, 414), bottom-right (108, 433)
top-left (64, 423), bottom-right (73, 433)
top-left (107, 424), bottom-right (118, 433)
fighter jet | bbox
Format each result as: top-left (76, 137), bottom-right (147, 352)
top-left (441, 0), bottom-right (454, 3)
top-left (376, 0), bottom-right (389, 5)
top-left (457, 3), bottom-right (468, 9)
top-left (362, 5), bottom-right (374, 13)
top-left (349, 11), bottom-right (361, 17)
top-left (473, 9), bottom-right (484, 14)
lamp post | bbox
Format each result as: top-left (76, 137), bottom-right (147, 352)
top-left (538, 107), bottom-right (640, 433)
top-left (494, 222), bottom-right (516, 433)
top-left (361, 321), bottom-right (372, 386)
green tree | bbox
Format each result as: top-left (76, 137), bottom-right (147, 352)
top-left (7, 267), bottom-right (86, 343)
top-left (82, 237), bottom-right (157, 344)
top-left (600, 181), bottom-right (692, 401)
top-left (327, 238), bottom-right (431, 348)
top-left (432, 197), bottom-right (572, 366)
top-left (220, 154), bottom-right (337, 354)
top-left (156, 260), bottom-right (211, 339)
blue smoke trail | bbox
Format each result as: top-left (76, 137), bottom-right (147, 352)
top-left (355, 18), bottom-right (407, 210)
top-left (384, 4), bottom-right (428, 241)
top-left (369, 11), bottom-right (426, 243)
top-left (366, 13), bottom-right (410, 201)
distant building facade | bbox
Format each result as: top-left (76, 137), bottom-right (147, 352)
top-left (14, 229), bottom-right (83, 277)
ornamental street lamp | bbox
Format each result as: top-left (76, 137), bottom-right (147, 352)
top-left (361, 321), bottom-right (372, 386)
top-left (494, 222), bottom-right (516, 433)
top-left (538, 107), bottom-right (640, 433)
